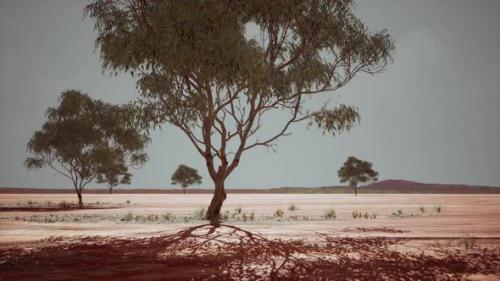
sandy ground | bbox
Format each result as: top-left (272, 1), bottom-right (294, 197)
top-left (1, 193), bottom-right (500, 242)
top-left (1, 193), bottom-right (500, 280)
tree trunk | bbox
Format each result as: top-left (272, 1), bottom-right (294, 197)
top-left (77, 192), bottom-right (83, 208)
top-left (109, 187), bottom-right (113, 194)
top-left (353, 182), bottom-right (358, 196)
top-left (183, 187), bottom-right (186, 195)
top-left (206, 179), bottom-right (226, 226)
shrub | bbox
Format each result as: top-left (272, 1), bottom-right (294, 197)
top-left (58, 201), bottom-right (72, 209)
top-left (44, 201), bottom-right (55, 207)
top-left (458, 237), bottom-right (477, 250)
top-left (434, 206), bottom-right (442, 214)
top-left (220, 210), bottom-right (230, 220)
top-left (352, 211), bottom-right (362, 218)
top-left (288, 204), bottom-right (298, 211)
top-left (126, 200), bottom-right (131, 205)
top-left (419, 206), bottom-right (426, 214)
top-left (249, 211), bottom-right (255, 221)
top-left (150, 214), bottom-right (160, 222)
top-left (121, 212), bottom-right (134, 222)
top-left (274, 208), bottom-right (284, 219)
top-left (324, 208), bottom-right (336, 219)
top-left (392, 209), bottom-right (405, 217)
top-left (193, 206), bottom-right (207, 220)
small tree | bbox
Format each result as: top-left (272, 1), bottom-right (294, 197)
top-left (338, 156), bottom-right (378, 196)
top-left (96, 159), bottom-right (132, 194)
top-left (171, 164), bottom-right (202, 194)
top-left (25, 90), bottom-right (148, 206)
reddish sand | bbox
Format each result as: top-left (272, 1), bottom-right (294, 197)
top-left (0, 194), bottom-right (499, 280)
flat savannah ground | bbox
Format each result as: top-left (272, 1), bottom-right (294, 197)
top-left (1, 194), bottom-right (500, 280)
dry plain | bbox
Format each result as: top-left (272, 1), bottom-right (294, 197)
top-left (1, 193), bottom-right (499, 280)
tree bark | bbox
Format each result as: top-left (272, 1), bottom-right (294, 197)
top-left (206, 178), bottom-right (226, 226)
top-left (353, 182), bottom-right (358, 196)
top-left (77, 191), bottom-right (83, 208)
top-left (183, 187), bottom-right (186, 195)
top-left (109, 187), bottom-right (113, 194)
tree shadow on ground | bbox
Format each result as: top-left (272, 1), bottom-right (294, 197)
top-left (0, 224), bottom-right (499, 281)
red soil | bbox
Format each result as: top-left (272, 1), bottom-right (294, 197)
top-left (1, 224), bottom-right (499, 281)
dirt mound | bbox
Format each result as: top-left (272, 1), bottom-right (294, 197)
top-left (0, 224), bottom-right (499, 281)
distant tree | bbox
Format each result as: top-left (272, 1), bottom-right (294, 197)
top-left (338, 156), bottom-right (378, 196)
top-left (96, 159), bottom-right (132, 195)
top-left (25, 90), bottom-right (149, 206)
top-left (171, 164), bottom-right (202, 194)
top-left (85, 0), bottom-right (394, 225)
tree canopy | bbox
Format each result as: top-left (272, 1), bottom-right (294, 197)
top-left (338, 156), bottom-right (378, 196)
top-left (25, 90), bottom-right (149, 205)
top-left (85, 0), bottom-right (394, 223)
top-left (171, 164), bottom-right (203, 194)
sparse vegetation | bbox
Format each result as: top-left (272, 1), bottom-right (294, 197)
top-left (419, 206), bottom-right (426, 214)
top-left (162, 213), bottom-right (176, 221)
top-left (288, 204), bottom-right (298, 212)
top-left (58, 201), bottom-right (72, 209)
top-left (458, 236), bottom-right (477, 250)
top-left (274, 208), bottom-right (284, 219)
top-left (392, 209), bottom-right (406, 217)
top-left (352, 211), bottom-right (377, 219)
top-left (324, 208), bottom-right (337, 219)
top-left (434, 205), bottom-right (442, 214)
top-left (121, 212), bottom-right (134, 222)
top-left (193, 206), bottom-right (207, 220)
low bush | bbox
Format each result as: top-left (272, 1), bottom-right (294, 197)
top-left (324, 208), bottom-right (336, 219)
top-left (274, 208), bottom-right (284, 219)
top-left (193, 206), bottom-right (207, 220)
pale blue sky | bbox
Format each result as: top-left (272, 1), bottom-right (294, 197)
top-left (1, 0), bottom-right (499, 189)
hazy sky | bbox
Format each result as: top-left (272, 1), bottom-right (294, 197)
top-left (1, 0), bottom-right (499, 189)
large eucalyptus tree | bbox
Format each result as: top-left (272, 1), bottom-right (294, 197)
top-left (85, 0), bottom-right (394, 224)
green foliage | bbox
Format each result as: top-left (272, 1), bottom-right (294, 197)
top-left (171, 164), bottom-right (202, 192)
top-left (85, 1), bottom-right (394, 221)
top-left (338, 156), bottom-right (378, 187)
top-left (310, 105), bottom-right (360, 136)
top-left (324, 208), bottom-right (337, 219)
top-left (25, 90), bottom-right (149, 205)
top-left (84, 1), bottom-right (394, 211)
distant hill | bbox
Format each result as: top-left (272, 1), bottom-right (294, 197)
top-left (1, 179), bottom-right (499, 194)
